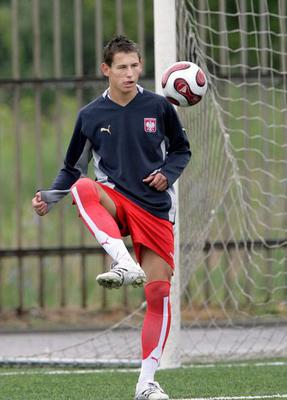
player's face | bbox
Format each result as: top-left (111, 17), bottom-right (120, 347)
top-left (101, 52), bottom-right (142, 96)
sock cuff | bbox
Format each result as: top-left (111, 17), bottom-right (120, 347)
top-left (145, 280), bottom-right (171, 289)
top-left (71, 177), bottom-right (100, 202)
top-left (144, 280), bottom-right (171, 304)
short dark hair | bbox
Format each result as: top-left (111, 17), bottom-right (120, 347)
top-left (103, 35), bottom-right (141, 66)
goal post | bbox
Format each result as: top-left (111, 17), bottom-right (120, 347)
top-left (153, 0), bottom-right (181, 369)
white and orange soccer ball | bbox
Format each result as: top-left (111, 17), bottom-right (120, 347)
top-left (161, 61), bottom-right (207, 107)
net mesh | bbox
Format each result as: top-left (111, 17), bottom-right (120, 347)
top-left (177, 0), bottom-right (287, 361)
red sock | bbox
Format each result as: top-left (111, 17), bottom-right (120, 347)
top-left (71, 178), bottom-right (135, 264)
top-left (138, 280), bottom-right (171, 384)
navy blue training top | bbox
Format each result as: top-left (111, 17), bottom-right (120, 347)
top-left (40, 85), bottom-right (191, 223)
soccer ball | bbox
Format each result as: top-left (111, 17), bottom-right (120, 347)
top-left (161, 61), bottom-right (207, 107)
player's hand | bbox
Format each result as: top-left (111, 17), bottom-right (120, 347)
top-left (143, 172), bottom-right (168, 191)
top-left (32, 192), bottom-right (48, 216)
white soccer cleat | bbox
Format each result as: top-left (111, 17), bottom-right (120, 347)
top-left (96, 260), bottom-right (146, 289)
top-left (135, 381), bottom-right (169, 400)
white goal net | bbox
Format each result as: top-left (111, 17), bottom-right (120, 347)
top-left (177, 0), bottom-right (287, 362)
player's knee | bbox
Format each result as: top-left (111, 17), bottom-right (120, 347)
top-left (71, 177), bottom-right (100, 202)
top-left (145, 281), bottom-right (171, 305)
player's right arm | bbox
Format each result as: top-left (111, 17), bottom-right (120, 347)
top-left (32, 113), bottom-right (92, 216)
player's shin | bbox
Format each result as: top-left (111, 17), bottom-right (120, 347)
top-left (138, 280), bottom-right (171, 385)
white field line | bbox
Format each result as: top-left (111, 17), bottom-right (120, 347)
top-left (182, 361), bottom-right (287, 369)
top-left (0, 360), bottom-right (287, 376)
top-left (170, 395), bottom-right (287, 400)
top-left (0, 369), bottom-right (137, 376)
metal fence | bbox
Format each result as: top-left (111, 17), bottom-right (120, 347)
top-left (0, 0), bottom-right (152, 315)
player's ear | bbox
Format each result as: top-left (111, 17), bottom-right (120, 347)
top-left (101, 63), bottom-right (110, 77)
top-left (139, 58), bottom-right (144, 75)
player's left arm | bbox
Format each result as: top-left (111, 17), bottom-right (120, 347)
top-left (142, 170), bottom-right (168, 191)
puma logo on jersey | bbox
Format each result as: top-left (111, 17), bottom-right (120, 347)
top-left (100, 125), bottom-right (111, 134)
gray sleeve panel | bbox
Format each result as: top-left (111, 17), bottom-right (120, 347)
top-left (40, 189), bottom-right (71, 212)
top-left (75, 139), bottom-right (92, 176)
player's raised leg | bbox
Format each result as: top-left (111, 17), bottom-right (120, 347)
top-left (71, 177), bottom-right (146, 289)
top-left (135, 247), bottom-right (172, 400)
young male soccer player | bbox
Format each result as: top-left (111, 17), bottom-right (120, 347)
top-left (32, 35), bottom-right (191, 400)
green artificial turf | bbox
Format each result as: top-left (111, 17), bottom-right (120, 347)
top-left (0, 359), bottom-right (287, 400)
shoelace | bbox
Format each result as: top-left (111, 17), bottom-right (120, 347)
top-left (110, 261), bottom-right (128, 276)
top-left (142, 382), bottom-right (163, 396)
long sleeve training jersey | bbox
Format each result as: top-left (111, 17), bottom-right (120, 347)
top-left (40, 85), bottom-right (191, 223)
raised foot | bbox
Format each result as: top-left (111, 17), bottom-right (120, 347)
top-left (96, 261), bottom-right (146, 289)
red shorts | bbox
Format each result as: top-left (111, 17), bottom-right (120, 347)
top-left (98, 183), bottom-right (175, 269)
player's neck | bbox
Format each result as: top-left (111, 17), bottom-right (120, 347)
top-left (108, 87), bottom-right (138, 107)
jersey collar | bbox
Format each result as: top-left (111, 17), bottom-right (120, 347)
top-left (102, 84), bottom-right (144, 99)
